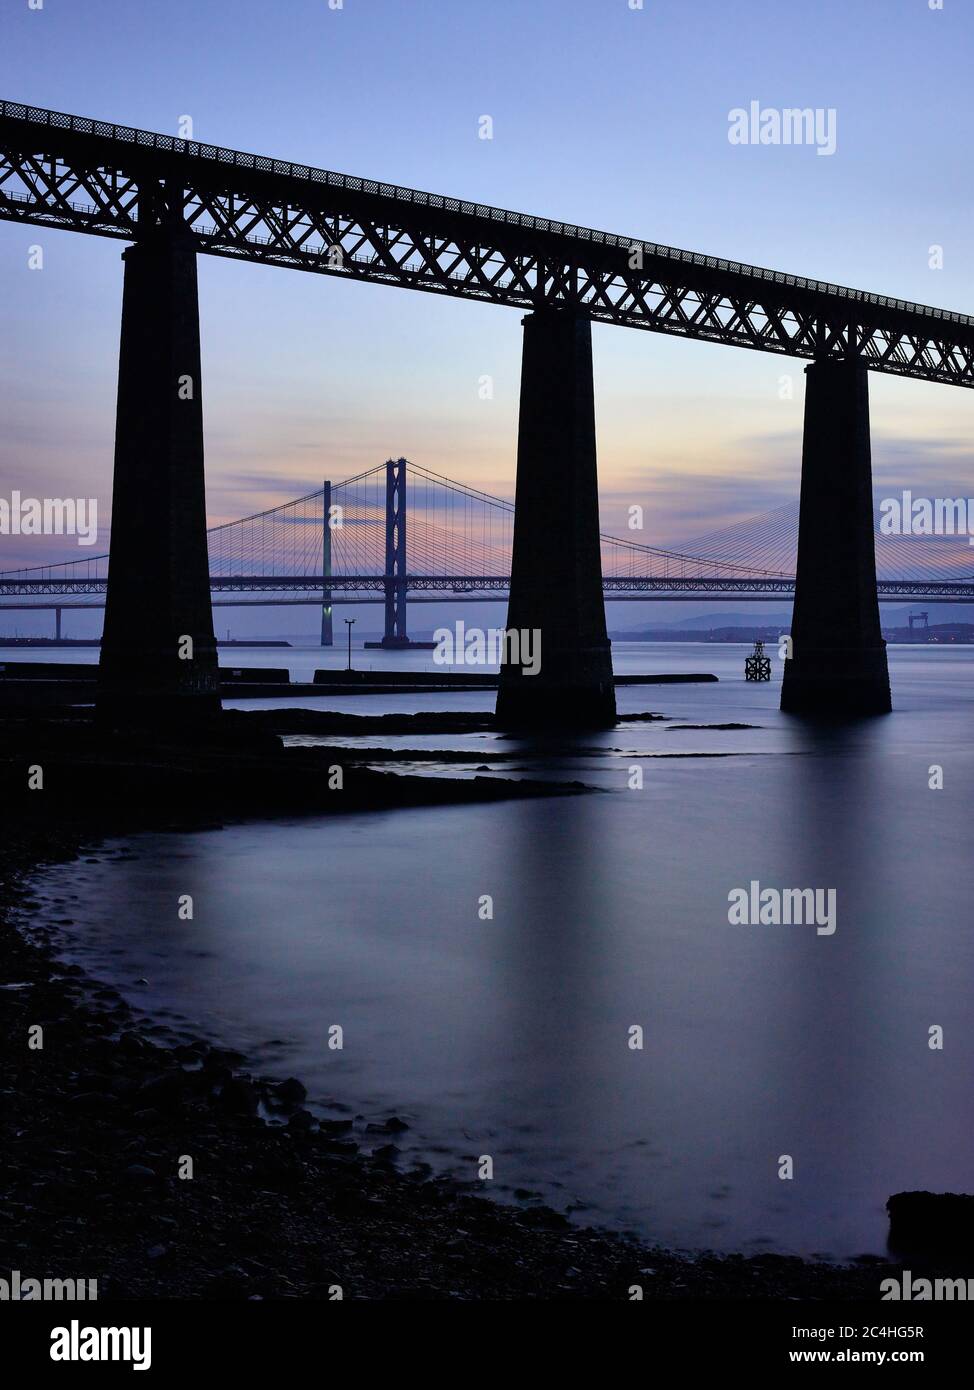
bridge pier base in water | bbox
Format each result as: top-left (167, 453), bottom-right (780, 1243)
top-left (780, 358), bottom-right (891, 716)
top-left (97, 221), bottom-right (220, 725)
top-left (496, 308), bottom-right (616, 729)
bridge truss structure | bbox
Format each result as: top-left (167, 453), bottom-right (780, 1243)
top-left (2, 100), bottom-right (974, 387)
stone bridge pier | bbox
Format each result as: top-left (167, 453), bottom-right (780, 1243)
top-left (781, 357), bottom-right (891, 716)
top-left (97, 218), bottom-right (220, 725)
top-left (496, 307), bottom-right (616, 730)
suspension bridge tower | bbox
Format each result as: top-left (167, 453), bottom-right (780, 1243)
top-left (320, 479), bottom-right (333, 646)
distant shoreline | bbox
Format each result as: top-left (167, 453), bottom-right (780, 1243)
top-left (609, 630), bottom-right (974, 646)
top-left (0, 638), bottom-right (292, 648)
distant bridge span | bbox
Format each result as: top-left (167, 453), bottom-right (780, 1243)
top-left (3, 463), bottom-right (973, 642)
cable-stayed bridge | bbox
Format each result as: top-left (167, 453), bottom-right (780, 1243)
top-left (3, 460), bottom-right (973, 647)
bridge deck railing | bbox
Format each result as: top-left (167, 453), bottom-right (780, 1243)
top-left (2, 99), bottom-right (972, 329)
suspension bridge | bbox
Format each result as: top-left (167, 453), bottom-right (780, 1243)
top-left (3, 100), bottom-right (973, 721)
top-left (3, 458), bottom-right (972, 645)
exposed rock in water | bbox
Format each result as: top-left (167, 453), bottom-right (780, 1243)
top-left (887, 1191), bottom-right (974, 1253)
top-left (275, 1077), bottom-right (307, 1105)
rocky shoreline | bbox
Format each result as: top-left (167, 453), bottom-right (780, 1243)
top-left (0, 712), bottom-right (921, 1300)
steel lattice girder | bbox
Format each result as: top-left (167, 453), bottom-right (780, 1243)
top-left (2, 101), bottom-right (974, 385)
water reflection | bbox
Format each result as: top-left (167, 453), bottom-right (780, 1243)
top-left (23, 647), bottom-right (974, 1257)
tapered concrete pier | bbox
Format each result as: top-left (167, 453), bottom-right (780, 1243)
top-left (496, 308), bottom-right (616, 729)
top-left (97, 220), bottom-right (219, 724)
top-left (780, 358), bottom-right (891, 716)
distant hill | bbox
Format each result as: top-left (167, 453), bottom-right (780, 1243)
top-left (613, 610), bottom-right (792, 636)
top-left (880, 602), bottom-right (974, 626)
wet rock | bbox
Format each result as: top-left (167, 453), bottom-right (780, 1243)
top-left (887, 1190), bottom-right (974, 1253)
top-left (217, 1077), bottom-right (258, 1115)
top-left (366, 1116), bottom-right (410, 1133)
top-left (275, 1077), bottom-right (307, 1105)
top-left (319, 1119), bottom-right (353, 1136)
top-left (202, 1063), bottom-right (233, 1089)
top-left (137, 1072), bottom-right (189, 1111)
top-left (69, 1091), bottom-right (115, 1113)
top-left (208, 1047), bottom-right (247, 1068)
top-left (124, 1163), bottom-right (157, 1183)
top-left (206, 1266), bottom-right (251, 1298)
top-left (318, 1139), bottom-right (358, 1157)
top-left (516, 1205), bottom-right (570, 1230)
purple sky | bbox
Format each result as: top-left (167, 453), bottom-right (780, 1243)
top-left (1, 0), bottom-right (972, 633)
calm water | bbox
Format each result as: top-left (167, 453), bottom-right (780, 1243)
top-left (13, 642), bottom-right (974, 1259)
